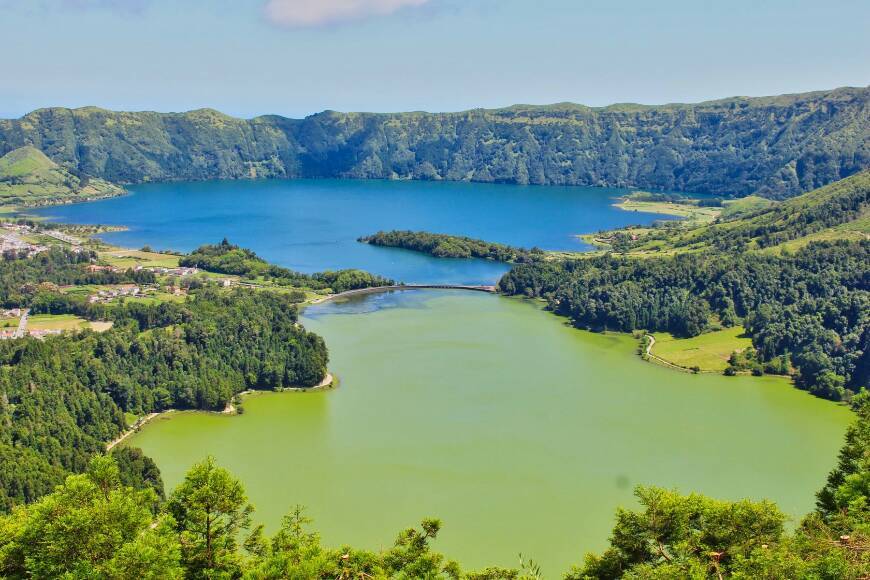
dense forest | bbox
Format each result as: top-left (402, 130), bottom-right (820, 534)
top-left (359, 231), bottom-right (542, 262)
top-left (0, 249), bottom-right (329, 512)
top-left (3, 397), bottom-right (870, 578)
top-left (1, 87), bottom-right (867, 199)
top-left (499, 240), bottom-right (869, 400)
top-left (180, 239), bottom-right (393, 292)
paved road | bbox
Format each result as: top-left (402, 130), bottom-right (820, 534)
top-left (13, 309), bottom-right (29, 339)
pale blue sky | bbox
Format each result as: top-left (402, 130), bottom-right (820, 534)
top-left (2, 0), bottom-right (868, 119)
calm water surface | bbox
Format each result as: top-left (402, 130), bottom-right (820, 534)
top-left (129, 292), bottom-right (850, 574)
top-left (34, 179), bottom-right (674, 284)
top-left (37, 180), bottom-right (851, 573)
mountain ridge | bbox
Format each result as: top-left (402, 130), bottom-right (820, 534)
top-left (1, 86), bottom-right (867, 199)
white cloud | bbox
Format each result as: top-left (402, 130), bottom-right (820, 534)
top-left (264, 0), bottom-right (432, 28)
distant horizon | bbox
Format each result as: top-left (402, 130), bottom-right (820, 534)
top-left (3, 84), bottom-right (866, 121)
top-left (3, 0), bottom-right (868, 121)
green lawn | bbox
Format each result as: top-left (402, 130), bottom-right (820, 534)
top-left (720, 195), bottom-right (774, 219)
top-left (123, 412), bottom-right (140, 428)
top-left (0, 317), bottom-right (20, 329)
top-left (615, 199), bottom-right (722, 224)
top-left (28, 314), bottom-right (114, 333)
top-left (99, 248), bottom-right (181, 268)
top-left (27, 314), bottom-right (90, 332)
top-left (651, 326), bottom-right (752, 372)
top-left (133, 291), bottom-right (187, 305)
top-left (763, 213), bottom-right (870, 254)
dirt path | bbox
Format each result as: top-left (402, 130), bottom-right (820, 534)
top-left (643, 334), bottom-right (696, 373)
top-left (13, 309), bottom-right (29, 338)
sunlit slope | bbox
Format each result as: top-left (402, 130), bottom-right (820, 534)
top-left (623, 170), bottom-right (869, 255)
top-left (0, 145), bottom-right (123, 206)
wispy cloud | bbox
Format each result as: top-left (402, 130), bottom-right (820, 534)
top-left (264, 0), bottom-right (432, 28)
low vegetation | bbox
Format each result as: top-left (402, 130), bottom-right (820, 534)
top-left (614, 191), bottom-right (723, 224)
top-left (649, 326), bottom-right (753, 373)
top-left (0, 146), bottom-right (123, 207)
top-left (608, 170), bottom-right (870, 255)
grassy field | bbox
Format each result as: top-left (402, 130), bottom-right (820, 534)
top-left (123, 412), bottom-right (140, 427)
top-left (0, 146), bottom-right (123, 205)
top-left (89, 321), bottom-right (114, 332)
top-left (615, 198), bottom-right (722, 223)
top-left (763, 212), bottom-right (870, 254)
top-left (27, 314), bottom-right (90, 332)
top-left (28, 314), bottom-right (114, 333)
top-left (99, 248), bottom-right (181, 268)
top-left (134, 292), bottom-right (187, 305)
top-left (0, 317), bottom-right (20, 329)
top-left (720, 195), bottom-right (774, 219)
top-left (651, 326), bottom-right (752, 372)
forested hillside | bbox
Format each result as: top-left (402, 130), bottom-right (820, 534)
top-left (1, 86), bottom-right (867, 198)
top-left (0, 249), bottom-right (329, 512)
top-left (180, 239), bottom-right (394, 291)
top-left (359, 230), bottom-right (541, 262)
top-left (608, 169), bottom-right (870, 253)
top-left (499, 173), bottom-right (870, 401)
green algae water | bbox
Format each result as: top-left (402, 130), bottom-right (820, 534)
top-left (128, 290), bottom-right (851, 574)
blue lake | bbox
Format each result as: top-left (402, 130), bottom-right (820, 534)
top-left (34, 179), bottom-right (672, 284)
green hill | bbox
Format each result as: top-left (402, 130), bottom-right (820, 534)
top-left (0, 146), bottom-right (124, 207)
top-left (1, 86), bottom-right (867, 198)
top-left (606, 170), bottom-right (870, 255)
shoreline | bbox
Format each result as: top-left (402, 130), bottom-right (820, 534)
top-left (106, 372), bottom-right (336, 450)
top-left (19, 182), bottom-right (788, 410)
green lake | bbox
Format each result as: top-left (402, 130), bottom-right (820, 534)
top-left (128, 290), bottom-right (852, 574)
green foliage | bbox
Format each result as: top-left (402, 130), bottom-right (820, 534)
top-left (817, 396), bottom-right (870, 532)
top-left (0, 250), bottom-right (329, 513)
top-left (180, 238), bottom-right (393, 292)
top-left (111, 446), bottom-right (165, 504)
top-left (1, 455), bottom-right (525, 579)
top-left (499, 238), bottom-right (868, 400)
top-left (566, 486), bottom-right (785, 579)
top-left (2, 87), bottom-right (867, 198)
top-left (0, 145), bottom-right (123, 206)
top-left (0, 455), bottom-right (182, 579)
top-left (625, 169), bottom-right (870, 253)
top-left (0, 247), bottom-right (156, 308)
top-left (167, 457), bottom-right (255, 578)
top-left (359, 230), bottom-right (542, 263)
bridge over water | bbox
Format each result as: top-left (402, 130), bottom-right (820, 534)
top-left (315, 284), bottom-right (497, 303)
